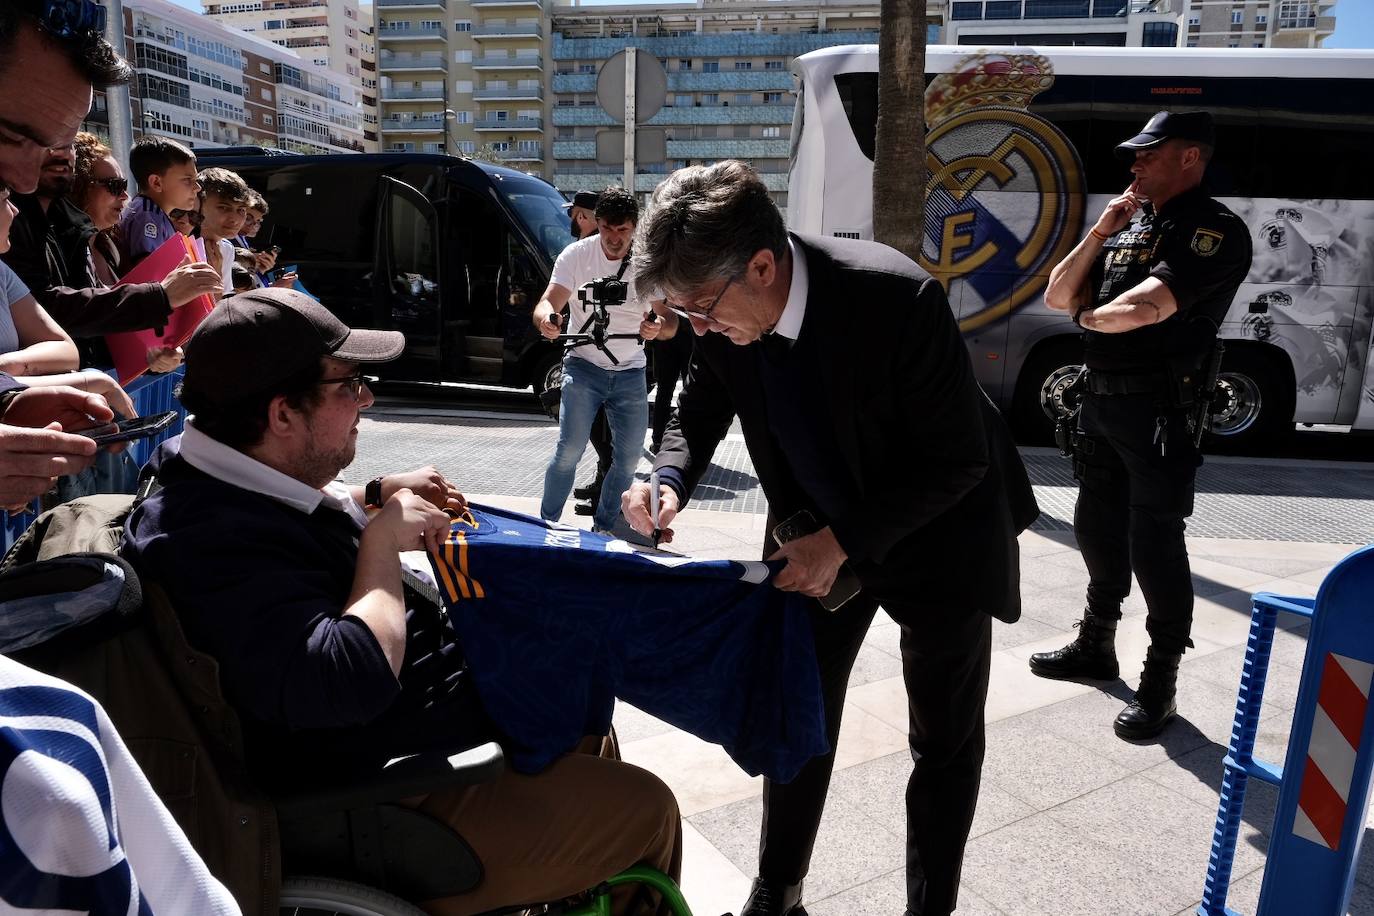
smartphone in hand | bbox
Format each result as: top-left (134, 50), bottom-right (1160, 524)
top-left (79, 411), bottom-right (179, 447)
top-left (772, 509), bottom-right (862, 612)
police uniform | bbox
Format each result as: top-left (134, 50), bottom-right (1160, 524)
top-left (1031, 111), bottom-right (1252, 739)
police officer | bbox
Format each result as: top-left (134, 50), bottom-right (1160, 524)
top-left (1029, 111), bottom-right (1252, 739)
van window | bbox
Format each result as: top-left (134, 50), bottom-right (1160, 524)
top-left (495, 173), bottom-right (577, 262)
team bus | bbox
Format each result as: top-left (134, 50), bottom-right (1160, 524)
top-left (787, 45), bottom-right (1374, 449)
top-left (197, 149), bottom-right (571, 404)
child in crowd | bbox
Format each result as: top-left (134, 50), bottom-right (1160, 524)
top-left (169, 207), bottom-right (199, 238)
top-left (196, 168), bottom-right (252, 297)
top-left (116, 136), bottom-right (200, 270)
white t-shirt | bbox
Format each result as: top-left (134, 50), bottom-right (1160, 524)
top-left (549, 235), bottom-right (647, 372)
top-left (0, 260), bottom-right (31, 355)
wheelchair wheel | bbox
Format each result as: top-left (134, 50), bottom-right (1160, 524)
top-left (280, 876), bottom-right (428, 916)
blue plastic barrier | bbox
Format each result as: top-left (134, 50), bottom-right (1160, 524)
top-left (0, 368), bottom-right (186, 556)
top-left (1201, 544), bottom-right (1374, 916)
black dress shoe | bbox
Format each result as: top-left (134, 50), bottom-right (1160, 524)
top-left (573, 499), bottom-right (595, 516)
top-left (740, 878), bottom-right (806, 916)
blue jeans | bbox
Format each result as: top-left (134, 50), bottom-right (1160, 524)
top-left (541, 356), bottom-right (648, 531)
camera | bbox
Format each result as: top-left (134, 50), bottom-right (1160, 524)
top-left (578, 276), bottom-right (627, 308)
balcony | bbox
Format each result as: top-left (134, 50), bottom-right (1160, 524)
top-left (553, 70), bottom-right (792, 94)
top-left (376, 0), bottom-right (446, 7)
top-left (473, 0), bottom-right (542, 6)
top-left (379, 52), bottom-right (448, 72)
top-left (380, 116), bottom-right (446, 132)
top-left (381, 85), bottom-right (447, 100)
top-left (474, 116), bottom-right (543, 131)
top-left (473, 22), bottom-right (543, 39)
top-left (376, 26), bottom-right (447, 40)
top-left (551, 104), bottom-right (792, 128)
top-left (492, 145), bottom-right (544, 161)
top-left (472, 53), bottom-right (543, 69)
top-left (550, 30), bottom-right (879, 62)
top-left (474, 85), bottom-right (543, 100)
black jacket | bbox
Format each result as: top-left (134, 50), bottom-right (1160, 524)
top-left (1, 194), bottom-right (172, 367)
top-left (655, 233), bottom-right (1037, 622)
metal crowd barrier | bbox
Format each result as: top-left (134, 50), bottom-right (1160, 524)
top-left (1200, 544), bottom-right (1374, 916)
top-left (0, 368), bottom-right (187, 556)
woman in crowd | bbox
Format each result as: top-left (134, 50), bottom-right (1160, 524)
top-left (0, 186), bottom-right (79, 377)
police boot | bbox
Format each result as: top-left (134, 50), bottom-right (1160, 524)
top-left (1114, 647), bottom-right (1182, 740)
top-left (1028, 612), bottom-right (1119, 680)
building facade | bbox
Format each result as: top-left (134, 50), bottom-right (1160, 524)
top-left (201, 0), bottom-right (367, 77)
top-left (87, 0), bottom-right (366, 154)
top-left (373, 0), bottom-right (552, 169)
top-left (944, 0), bottom-right (1336, 48)
top-left (548, 0), bottom-right (926, 204)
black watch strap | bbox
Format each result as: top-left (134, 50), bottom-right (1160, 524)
top-left (364, 476), bottom-right (385, 509)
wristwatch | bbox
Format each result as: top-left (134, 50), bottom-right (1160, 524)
top-left (364, 476), bottom-right (386, 509)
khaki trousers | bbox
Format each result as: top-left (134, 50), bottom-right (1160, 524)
top-left (414, 737), bottom-right (682, 916)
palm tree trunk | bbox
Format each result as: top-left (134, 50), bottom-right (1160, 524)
top-left (873, 0), bottom-right (927, 262)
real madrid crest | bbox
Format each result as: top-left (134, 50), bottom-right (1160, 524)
top-left (1191, 228), bottom-right (1224, 257)
top-left (918, 52), bottom-right (1087, 333)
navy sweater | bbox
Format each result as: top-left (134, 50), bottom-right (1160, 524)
top-left (123, 448), bottom-right (492, 788)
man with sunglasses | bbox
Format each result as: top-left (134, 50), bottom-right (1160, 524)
top-left (1, 141), bottom-right (222, 372)
top-left (532, 186), bottom-right (677, 534)
top-left (124, 287), bottom-right (683, 912)
top-left (624, 161), bottom-right (1038, 916)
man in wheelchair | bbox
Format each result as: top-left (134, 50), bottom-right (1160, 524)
top-left (122, 288), bottom-right (682, 914)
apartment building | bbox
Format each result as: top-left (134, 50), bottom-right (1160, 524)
top-left (373, 0), bottom-right (552, 170)
top-left (89, 0), bottom-right (366, 154)
top-left (944, 0), bottom-right (1336, 48)
top-left (202, 0), bottom-right (367, 76)
top-left (549, 0), bottom-right (927, 205)
top-left (361, 6), bottom-right (380, 147)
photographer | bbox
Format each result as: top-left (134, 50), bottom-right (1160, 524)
top-left (533, 187), bottom-right (676, 534)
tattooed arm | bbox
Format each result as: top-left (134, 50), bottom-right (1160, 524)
top-left (1076, 276), bottom-right (1179, 333)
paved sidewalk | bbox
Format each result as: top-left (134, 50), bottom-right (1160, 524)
top-left (460, 492), bottom-right (1363, 916)
top-left (354, 414), bottom-right (1371, 915)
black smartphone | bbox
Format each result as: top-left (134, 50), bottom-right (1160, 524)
top-left (772, 509), bottom-right (862, 612)
top-left (80, 411), bottom-right (178, 446)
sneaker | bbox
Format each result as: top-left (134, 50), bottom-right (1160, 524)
top-left (573, 500), bottom-right (595, 516)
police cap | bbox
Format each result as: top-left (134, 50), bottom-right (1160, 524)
top-left (563, 190), bottom-right (600, 211)
top-left (1115, 111), bottom-right (1215, 160)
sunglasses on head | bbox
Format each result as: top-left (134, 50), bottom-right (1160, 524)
top-left (91, 177), bottom-right (128, 196)
top-left (28, 0), bottom-right (107, 41)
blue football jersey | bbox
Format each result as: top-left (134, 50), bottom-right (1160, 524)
top-left (427, 504), bottom-right (828, 781)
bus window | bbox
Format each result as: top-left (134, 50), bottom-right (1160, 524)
top-left (834, 72), bottom-right (879, 162)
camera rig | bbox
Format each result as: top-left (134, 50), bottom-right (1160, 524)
top-left (555, 275), bottom-right (652, 365)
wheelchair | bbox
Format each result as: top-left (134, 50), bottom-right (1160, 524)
top-left (0, 496), bottom-right (695, 916)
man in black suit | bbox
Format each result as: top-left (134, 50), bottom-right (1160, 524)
top-left (622, 161), bottom-right (1038, 916)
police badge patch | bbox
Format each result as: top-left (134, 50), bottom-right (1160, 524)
top-left (1191, 228), bottom-right (1223, 257)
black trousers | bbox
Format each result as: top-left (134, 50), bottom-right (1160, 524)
top-left (758, 593), bottom-right (991, 916)
top-left (649, 333), bottom-right (692, 450)
top-left (1073, 392), bottom-right (1200, 654)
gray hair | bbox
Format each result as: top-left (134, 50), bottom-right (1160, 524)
top-left (633, 160), bottom-right (787, 298)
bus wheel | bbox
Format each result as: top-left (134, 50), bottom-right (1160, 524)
top-left (1012, 340), bottom-right (1083, 445)
top-left (533, 353), bottom-right (563, 420)
top-left (1205, 347), bottom-right (1293, 454)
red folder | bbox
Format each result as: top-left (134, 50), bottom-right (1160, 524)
top-left (105, 235), bottom-right (220, 385)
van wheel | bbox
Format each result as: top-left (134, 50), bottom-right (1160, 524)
top-left (533, 352), bottom-right (563, 420)
top-left (1012, 340), bottom-right (1083, 445)
top-left (1205, 347), bottom-right (1293, 454)
top-left (279, 876), bottom-right (427, 915)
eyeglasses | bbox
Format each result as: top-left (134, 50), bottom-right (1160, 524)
top-left (664, 276), bottom-right (736, 323)
top-left (91, 177), bottom-right (128, 196)
top-left (169, 208), bottom-right (203, 225)
top-left (30, 0), bottom-right (107, 40)
top-left (317, 371), bottom-right (368, 400)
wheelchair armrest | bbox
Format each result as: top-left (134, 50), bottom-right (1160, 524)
top-left (274, 741), bottom-right (504, 819)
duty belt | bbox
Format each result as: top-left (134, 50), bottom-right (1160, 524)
top-left (1082, 369), bottom-right (1170, 396)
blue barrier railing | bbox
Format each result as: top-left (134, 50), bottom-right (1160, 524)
top-left (0, 368), bottom-right (187, 556)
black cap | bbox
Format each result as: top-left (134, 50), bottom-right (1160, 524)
top-left (1115, 111), bottom-right (1215, 159)
top-left (182, 288), bottom-right (404, 407)
top-left (563, 190), bottom-right (600, 211)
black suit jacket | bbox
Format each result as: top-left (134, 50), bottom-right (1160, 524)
top-left (654, 233), bottom-right (1037, 623)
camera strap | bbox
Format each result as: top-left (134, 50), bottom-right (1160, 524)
top-left (614, 246), bottom-right (632, 283)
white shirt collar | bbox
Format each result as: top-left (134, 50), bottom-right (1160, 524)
top-left (179, 420), bottom-right (368, 528)
top-left (771, 237), bottom-right (808, 342)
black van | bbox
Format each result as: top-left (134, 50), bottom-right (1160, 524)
top-left (198, 149), bottom-right (570, 402)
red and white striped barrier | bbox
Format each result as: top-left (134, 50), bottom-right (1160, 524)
top-left (1294, 652), bottom-right (1374, 851)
